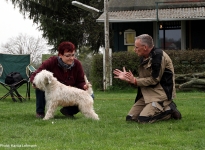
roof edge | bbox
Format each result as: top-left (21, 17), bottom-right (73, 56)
top-left (97, 17), bottom-right (205, 23)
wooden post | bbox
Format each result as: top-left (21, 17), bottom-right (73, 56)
top-left (103, 0), bottom-right (111, 90)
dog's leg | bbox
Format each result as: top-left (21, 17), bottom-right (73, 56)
top-left (43, 102), bottom-right (58, 120)
top-left (79, 103), bottom-right (99, 120)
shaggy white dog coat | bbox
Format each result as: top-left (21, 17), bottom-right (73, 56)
top-left (33, 70), bottom-right (99, 120)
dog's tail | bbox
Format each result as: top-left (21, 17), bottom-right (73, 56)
top-left (84, 75), bottom-right (94, 97)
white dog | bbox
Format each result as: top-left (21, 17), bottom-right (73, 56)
top-left (33, 70), bottom-right (99, 120)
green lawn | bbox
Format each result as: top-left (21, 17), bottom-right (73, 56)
top-left (0, 85), bottom-right (205, 150)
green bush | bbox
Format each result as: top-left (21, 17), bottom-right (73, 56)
top-left (90, 51), bottom-right (140, 91)
top-left (165, 50), bottom-right (205, 74)
top-left (91, 50), bottom-right (205, 91)
top-left (90, 54), bottom-right (104, 91)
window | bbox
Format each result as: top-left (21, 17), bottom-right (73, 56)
top-left (159, 21), bottom-right (181, 50)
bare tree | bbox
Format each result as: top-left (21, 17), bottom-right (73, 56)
top-left (1, 33), bottom-right (49, 65)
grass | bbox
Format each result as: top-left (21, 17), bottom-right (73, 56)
top-left (0, 85), bottom-right (205, 150)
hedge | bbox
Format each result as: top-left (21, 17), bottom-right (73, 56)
top-left (90, 50), bottom-right (205, 91)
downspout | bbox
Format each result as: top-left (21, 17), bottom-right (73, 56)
top-left (156, 2), bottom-right (159, 22)
top-left (155, 2), bottom-right (159, 47)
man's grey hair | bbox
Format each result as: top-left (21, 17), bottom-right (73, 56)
top-left (135, 34), bottom-right (154, 48)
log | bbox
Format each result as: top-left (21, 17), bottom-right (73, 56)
top-left (178, 78), bottom-right (205, 89)
top-left (175, 72), bottom-right (205, 79)
top-left (175, 71), bottom-right (205, 90)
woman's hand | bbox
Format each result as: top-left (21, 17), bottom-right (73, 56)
top-left (83, 84), bottom-right (88, 90)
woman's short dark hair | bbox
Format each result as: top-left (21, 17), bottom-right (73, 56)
top-left (58, 41), bottom-right (76, 55)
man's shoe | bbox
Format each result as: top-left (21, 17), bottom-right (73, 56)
top-left (36, 113), bottom-right (45, 119)
top-left (169, 102), bottom-right (182, 120)
top-left (126, 115), bottom-right (137, 122)
top-left (60, 108), bottom-right (74, 118)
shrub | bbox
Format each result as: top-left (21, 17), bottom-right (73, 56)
top-left (90, 50), bottom-right (205, 91)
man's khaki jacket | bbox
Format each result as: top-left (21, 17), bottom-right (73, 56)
top-left (136, 48), bottom-right (176, 104)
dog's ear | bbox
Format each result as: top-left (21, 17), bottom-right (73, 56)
top-left (48, 76), bottom-right (52, 84)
